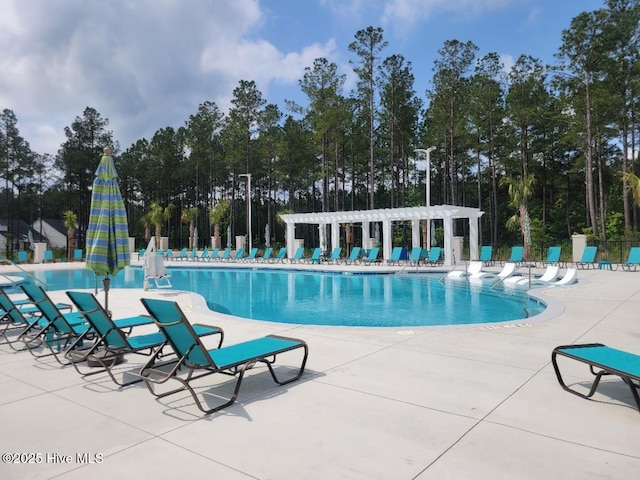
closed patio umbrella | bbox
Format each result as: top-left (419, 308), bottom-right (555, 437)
top-left (85, 147), bottom-right (130, 314)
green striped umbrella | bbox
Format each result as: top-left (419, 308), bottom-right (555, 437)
top-left (85, 152), bottom-right (130, 311)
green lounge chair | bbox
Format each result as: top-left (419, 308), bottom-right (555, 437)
top-left (140, 298), bottom-right (308, 415)
top-left (64, 291), bottom-right (223, 386)
top-left (342, 247), bottom-right (361, 265)
top-left (576, 246), bottom-right (597, 270)
top-left (387, 247), bottom-right (403, 265)
top-left (621, 246), bottom-right (640, 271)
top-left (289, 247), bottom-right (305, 263)
top-left (552, 343), bottom-right (640, 413)
top-left (363, 247), bottom-right (380, 265)
top-left (480, 245), bottom-right (493, 266)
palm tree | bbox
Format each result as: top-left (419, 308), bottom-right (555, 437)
top-left (209, 200), bottom-right (230, 249)
top-left (623, 172), bottom-right (640, 208)
top-left (62, 210), bottom-right (77, 261)
top-left (181, 207), bottom-right (198, 249)
top-left (149, 201), bottom-right (174, 249)
top-left (499, 175), bottom-right (535, 260)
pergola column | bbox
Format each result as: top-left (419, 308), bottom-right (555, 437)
top-left (382, 220), bottom-right (392, 260)
top-left (411, 219), bottom-right (420, 250)
top-left (362, 221), bottom-right (371, 249)
top-left (286, 222), bottom-right (296, 258)
top-left (469, 215), bottom-right (480, 260)
top-left (331, 221), bottom-right (340, 252)
top-left (443, 214), bottom-right (454, 266)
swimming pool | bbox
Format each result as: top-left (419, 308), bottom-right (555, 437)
top-left (26, 267), bottom-right (545, 327)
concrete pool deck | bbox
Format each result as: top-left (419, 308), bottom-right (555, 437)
top-left (1, 260), bottom-right (639, 479)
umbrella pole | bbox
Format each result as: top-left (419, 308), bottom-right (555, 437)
top-left (103, 276), bottom-right (111, 317)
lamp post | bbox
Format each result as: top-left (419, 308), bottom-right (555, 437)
top-left (239, 173), bottom-right (252, 252)
top-left (414, 147), bottom-right (436, 252)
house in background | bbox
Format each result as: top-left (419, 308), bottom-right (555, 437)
top-left (32, 218), bottom-right (77, 249)
top-left (0, 219), bottom-right (47, 254)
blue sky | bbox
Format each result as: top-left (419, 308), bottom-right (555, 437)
top-left (0, 0), bottom-right (606, 156)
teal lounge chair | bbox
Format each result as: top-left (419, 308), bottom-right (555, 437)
top-left (480, 245), bottom-right (493, 266)
top-left (217, 247), bottom-right (231, 262)
top-left (622, 246), bottom-right (640, 271)
top-left (576, 246), bottom-right (597, 270)
top-left (43, 250), bottom-right (54, 263)
top-left (363, 247), bottom-right (380, 265)
top-left (426, 247), bottom-right (443, 266)
top-left (328, 247), bottom-right (342, 264)
top-left (408, 248), bottom-right (423, 266)
top-left (173, 248), bottom-right (188, 261)
top-left (206, 247), bottom-right (220, 261)
top-left (552, 343), bottom-right (640, 413)
top-left (387, 247), bottom-right (403, 265)
top-left (185, 249), bottom-right (197, 261)
top-left (305, 247), bottom-right (322, 264)
top-left (259, 247), bottom-right (273, 262)
top-left (506, 246), bottom-right (524, 266)
top-left (289, 247), bottom-right (305, 263)
top-left (64, 291), bottom-right (223, 386)
top-left (543, 246), bottom-right (564, 267)
top-left (343, 247), bottom-right (361, 265)
top-left (272, 247), bottom-right (287, 263)
top-left (242, 247), bottom-right (259, 262)
top-left (17, 250), bottom-right (28, 264)
top-left (163, 249), bottom-right (173, 258)
top-left (73, 249), bottom-right (84, 261)
top-left (140, 298), bottom-right (308, 415)
top-left (231, 247), bottom-right (245, 262)
top-left (196, 247), bottom-right (209, 261)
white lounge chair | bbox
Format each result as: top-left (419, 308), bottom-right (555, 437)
top-left (505, 265), bottom-right (560, 287)
top-left (470, 262), bottom-right (518, 281)
top-left (550, 268), bottom-right (578, 286)
top-left (447, 261), bottom-right (484, 278)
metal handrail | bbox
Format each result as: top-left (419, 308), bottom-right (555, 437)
top-left (0, 259), bottom-right (48, 290)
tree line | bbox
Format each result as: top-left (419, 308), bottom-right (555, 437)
top-left (1, 0), bottom-right (639, 254)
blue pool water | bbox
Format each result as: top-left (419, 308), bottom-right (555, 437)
top-left (25, 267), bottom-right (545, 327)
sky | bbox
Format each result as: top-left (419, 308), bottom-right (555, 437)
top-left (0, 0), bottom-right (607, 157)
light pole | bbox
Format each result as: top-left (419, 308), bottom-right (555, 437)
top-left (414, 147), bottom-right (436, 252)
top-left (414, 147), bottom-right (436, 207)
top-left (239, 173), bottom-right (252, 252)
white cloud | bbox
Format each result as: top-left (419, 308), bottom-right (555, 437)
top-left (0, 0), bottom-right (328, 155)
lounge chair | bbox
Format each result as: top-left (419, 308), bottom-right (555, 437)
top-left (173, 248), bottom-right (188, 261)
top-left (163, 249), bottom-right (173, 259)
top-left (305, 247), bottom-right (322, 264)
top-left (196, 247), bottom-right (209, 261)
top-left (408, 248), bottom-right (423, 266)
top-left (259, 247), bottom-right (273, 262)
top-left (64, 291), bottom-right (223, 386)
top-left (504, 265), bottom-right (560, 287)
top-left (480, 245), bottom-right (494, 266)
top-left (543, 246), bottom-right (564, 267)
top-left (185, 249), bottom-right (197, 261)
top-left (272, 247), bottom-right (287, 263)
top-left (139, 298), bottom-right (308, 415)
top-left (426, 247), bottom-right (443, 266)
top-left (505, 245), bottom-right (524, 266)
top-left (621, 246), bottom-right (640, 271)
top-left (387, 247), bottom-right (403, 265)
top-left (447, 261), bottom-right (484, 278)
top-left (73, 249), bottom-right (84, 261)
top-left (471, 262), bottom-right (518, 282)
top-left (362, 247), bottom-right (379, 265)
top-left (230, 247), bottom-right (245, 262)
top-left (550, 268), bottom-right (578, 286)
top-left (575, 246), bottom-right (597, 269)
top-left (17, 250), bottom-right (28, 264)
top-left (205, 247), bottom-right (220, 261)
top-left (328, 247), bottom-right (342, 264)
top-left (0, 289), bottom-right (75, 350)
top-left (342, 246), bottom-right (361, 265)
top-left (43, 250), bottom-right (54, 263)
top-left (18, 284), bottom-right (93, 364)
top-left (217, 247), bottom-right (231, 262)
top-left (552, 343), bottom-right (640, 413)
top-left (289, 247), bottom-right (305, 263)
top-left (242, 247), bottom-right (259, 262)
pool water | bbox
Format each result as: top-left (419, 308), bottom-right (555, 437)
top-left (27, 267), bottom-right (545, 327)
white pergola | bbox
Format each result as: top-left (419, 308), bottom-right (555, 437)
top-left (280, 205), bottom-right (484, 266)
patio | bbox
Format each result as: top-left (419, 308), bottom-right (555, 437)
top-left (0, 262), bottom-right (639, 479)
